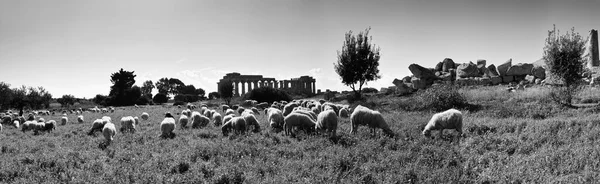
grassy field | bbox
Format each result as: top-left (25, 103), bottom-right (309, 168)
top-left (1, 85), bottom-right (600, 183)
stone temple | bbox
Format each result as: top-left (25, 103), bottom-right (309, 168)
top-left (217, 72), bottom-right (316, 96)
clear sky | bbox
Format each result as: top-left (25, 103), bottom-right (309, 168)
top-left (1, 0), bottom-right (599, 98)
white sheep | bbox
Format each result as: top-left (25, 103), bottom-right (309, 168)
top-left (21, 120), bottom-right (37, 132)
top-left (222, 105), bottom-right (230, 112)
top-left (267, 108), bottom-right (284, 129)
top-left (120, 116), bottom-right (136, 133)
top-left (141, 112), bottom-right (149, 120)
top-left (190, 111), bottom-right (210, 128)
top-left (311, 107), bottom-right (321, 116)
top-left (316, 110), bottom-right (338, 137)
top-left (225, 109), bottom-right (235, 116)
top-left (339, 108), bottom-right (349, 118)
top-left (61, 117), bottom-right (68, 125)
top-left (350, 105), bottom-right (394, 137)
top-left (102, 122), bottom-right (117, 143)
top-left (102, 116), bottom-right (112, 124)
top-left (37, 120), bottom-right (56, 133)
top-left (221, 116), bottom-right (246, 136)
top-left (200, 106), bottom-right (208, 115)
top-left (282, 103), bottom-right (299, 117)
top-left (243, 113), bottom-right (261, 133)
top-left (422, 108), bottom-right (463, 141)
top-left (223, 114), bottom-right (234, 126)
top-left (13, 120), bottom-right (19, 129)
top-left (179, 115), bottom-right (189, 128)
top-left (212, 112), bottom-right (223, 126)
top-left (283, 112), bottom-right (316, 136)
top-left (88, 119), bottom-right (105, 135)
top-left (251, 107), bottom-right (260, 115)
top-left (134, 117), bottom-right (140, 125)
top-left (77, 115), bottom-right (84, 123)
top-left (160, 112), bottom-right (176, 138)
top-left (237, 107), bottom-right (246, 115)
top-left (291, 109), bottom-right (317, 121)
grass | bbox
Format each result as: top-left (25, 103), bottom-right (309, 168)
top-left (2, 85), bottom-right (600, 183)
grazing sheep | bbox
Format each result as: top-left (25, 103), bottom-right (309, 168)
top-left (267, 108), bottom-right (284, 130)
top-left (13, 120), bottom-right (20, 129)
top-left (200, 106), bottom-right (208, 115)
top-left (223, 114), bottom-right (234, 126)
top-left (77, 115), bottom-right (84, 123)
top-left (316, 110), bottom-right (338, 137)
top-left (160, 113), bottom-right (176, 138)
top-left (282, 103), bottom-right (299, 117)
top-left (21, 120), bottom-right (37, 132)
top-left (203, 109), bottom-right (213, 120)
top-left (311, 107), bottom-right (321, 115)
top-left (232, 105), bottom-right (239, 110)
top-left (422, 109), bottom-right (463, 141)
top-left (283, 113), bottom-right (316, 136)
top-left (242, 113), bottom-right (261, 133)
top-left (61, 117), bottom-right (68, 125)
top-left (102, 122), bottom-right (117, 143)
top-left (1, 116), bottom-right (12, 126)
top-left (134, 117), bottom-right (139, 125)
top-left (222, 105), bottom-right (230, 112)
top-left (350, 105), bottom-right (394, 137)
top-left (291, 110), bottom-right (317, 121)
top-left (120, 116), bottom-right (136, 133)
top-left (88, 119), bottom-right (106, 135)
top-left (213, 112), bottom-right (223, 126)
top-left (179, 115), bottom-right (189, 128)
top-left (221, 116), bottom-right (246, 136)
top-left (339, 108), bottom-right (349, 118)
top-left (237, 107), bottom-right (245, 115)
top-left (38, 120), bottom-right (56, 133)
top-left (102, 116), bottom-right (112, 124)
top-left (141, 112), bottom-right (149, 120)
top-left (225, 109), bottom-right (235, 116)
top-left (251, 107), bottom-right (260, 115)
top-left (190, 112), bottom-right (210, 129)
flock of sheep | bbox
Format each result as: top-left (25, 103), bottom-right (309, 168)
top-left (0, 99), bottom-right (465, 145)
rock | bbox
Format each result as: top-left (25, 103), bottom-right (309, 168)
top-left (479, 77), bottom-right (491, 85)
top-left (525, 75), bottom-right (536, 83)
top-left (438, 72), bottom-right (453, 81)
top-left (531, 65), bottom-right (546, 79)
top-left (490, 76), bottom-right (502, 85)
top-left (435, 62), bottom-right (443, 71)
top-left (498, 59), bottom-right (512, 76)
top-left (456, 62), bottom-right (481, 78)
top-left (514, 75), bottom-right (526, 82)
top-left (442, 58), bottom-right (455, 72)
top-left (402, 76), bottom-right (412, 83)
top-left (477, 59), bottom-right (486, 75)
top-left (411, 77), bottom-right (427, 90)
top-left (503, 75), bottom-right (514, 83)
top-left (487, 64), bottom-right (499, 77)
top-left (506, 63), bottom-right (534, 76)
top-left (535, 78), bottom-right (542, 85)
top-left (408, 64), bottom-right (438, 84)
top-left (392, 79), bottom-right (413, 95)
top-left (456, 77), bottom-right (479, 86)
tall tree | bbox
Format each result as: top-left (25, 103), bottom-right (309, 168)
top-left (141, 80), bottom-right (155, 97)
top-left (155, 77), bottom-right (186, 98)
top-left (219, 82), bottom-right (234, 105)
top-left (334, 27), bottom-right (381, 98)
top-left (57, 94), bottom-right (76, 108)
top-left (0, 82), bottom-right (13, 110)
top-left (108, 68), bottom-right (139, 106)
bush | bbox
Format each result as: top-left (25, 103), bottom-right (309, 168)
top-left (136, 96), bottom-right (152, 105)
top-left (153, 93), bottom-right (168, 104)
top-left (361, 87), bottom-right (378, 94)
top-left (174, 94), bottom-right (200, 103)
top-left (242, 87), bottom-right (292, 104)
top-left (401, 84), bottom-right (469, 111)
top-left (173, 101), bottom-right (185, 106)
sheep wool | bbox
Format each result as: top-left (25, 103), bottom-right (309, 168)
top-left (13, 120), bottom-right (19, 129)
top-left (223, 115), bottom-right (234, 127)
top-left (316, 110), bottom-right (338, 137)
top-left (102, 122), bottom-right (117, 143)
top-left (77, 115), bottom-right (84, 123)
top-left (350, 105), bottom-right (394, 137)
top-left (225, 109), bottom-right (235, 116)
top-left (88, 119), bottom-right (106, 135)
top-left (61, 117), bottom-right (68, 125)
top-left (267, 108), bottom-right (284, 129)
top-left (141, 112), bottom-right (149, 120)
top-left (212, 112), bottom-right (223, 126)
top-left (339, 108), bottom-right (350, 118)
top-left (422, 108), bottom-right (463, 140)
top-left (221, 116), bottom-right (247, 136)
top-left (179, 115), bottom-right (189, 128)
top-left (243, 113), bottom-right (261, 133)
top-left (160, 117), bottom-right (176, 138)
top-left (190, 112), bottom-right (210, 129)
top-left (283, 113), bottom-right (316, 136)
top-left (282, 103), bottom-right (299, 117)
top-left (120, 116), bottom-right (136, 133)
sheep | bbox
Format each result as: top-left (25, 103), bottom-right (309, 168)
top-left (182, 109), bottom-right (192, 117)
top-left (422, 109), bottom-right (463, 141)
top-left (291, 110), bottom-right (317, 121)
top-left (225, 109), bottom-right (235, 116)
top-left (267, 108), bottom-right (284, 130)
top-left (13, 120), bottom-right (19, 129)
top-left (232, 105), bottom-right (239, 110)
top-left (282, 103), bottom-right (299, 117)
top-left (190, 111), bottom-right (210, 128)
top-left (200, 106), bottom-right (208, 115)
top-left (223, 114), bottom-right (234, 126)
top-left (120, 116), bottom-right (136, 133)
top-left (203, 109), bottom-right (213, 119)
top-left (102, 122), bottom-right (117, 144)
top-left (242, 113), bottom-right (261, 133)
top-left (141, 112), bottom-right (149, 120)
top-left (109, 107), bottom-right (115, 113)
top-left (88, 119), bottom-right (106, 135)
top-left (311, 106), bottom-right (321, 115)
top-left (179, 115), bottom-right (189, 128)
top-left (21, 120), bottom-right (37, 132)
top-left (237, 107), bottom-right (245, 115)
top-left (38, 120), bottom-right (56, 133)
top-left (37, 117), bottom-right (45, 123)
top-left (213, 112), bottom-right (223, 126)
top-left (316, 110), bottom-right (338, 137)
top-left (1, 116), bottom-right (12, 126)
top-left (0, 123), bottom-right (2, 132)
top-left (160, 113), bottom-right (176, 139)
top-left (283, 113), bottom-right (316, 136)
top-left (134, 117), bottom-right (139, 125)
top-left (339, 108), bottom-right (349, 118)
top-left (61, 117), bottom-right (68, 125)
top-left (102, 116), bottom-right (112, 124)
top-left (77, 115), bottom-right (84, 123)
top-left (222, 105), bottom-right (230, 112)
top-left (221, 116), bottom-right (246, 136)
top-left (257, 102), bottom-right (269, 109)
top-left (251, 107), bottom-right (260, 115)
top-left (350, 105), bottom-right (394, 137)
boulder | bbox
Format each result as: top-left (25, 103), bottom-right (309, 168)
top-left (455, 77), bottom-right (479, 86)
top-left (437, 72), bottom-right (453, 81)
top-left (525, 75), bottom-right (536, 83)
top-left (392, 79), bottom-right (413, 95)
top-left (479, 77), bottom-right (491, 85)
top-left (448, 69), bottom-right (456, 81)
top-left (502, 75), bottom-right (514, 83)
top-left (408, 64), bottom-right (438, 83)
top-left (411, 77), bottom-right (427, 90)
top-left (477, 59), bottom-right (486, 75)
top-left (531, 65), bottom-right (546, 79)
top-left (487, 64), bottom-right (499, 77)
top-left (434, 62), bottom-right (443, 71)
top-left (442, 58), bottom-right (455, 72)
top-left (456, 62), bottom-right (481, 78)
top-left (514, 75), bottom-right (526, 82)
top-left (506, 63), bottom-right (534, 76)
top-left (498, 59), bottom-right (512, 76)
top-left (534, 78), bottom-right (542, 85)
top-left (490, 76), bottom-right (502, 85)
top-left (402, 76), bottom-right (412, 83)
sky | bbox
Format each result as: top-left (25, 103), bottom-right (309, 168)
top-left (0, 0), bottom-right (599, 98)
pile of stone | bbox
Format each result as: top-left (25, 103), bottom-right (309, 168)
top-left (388, 58), bottom-right (547, 95)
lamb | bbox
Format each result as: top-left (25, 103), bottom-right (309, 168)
top-left (350, 105), bottom-right (394, 137)
top-left (102, 122), bottom-right (117, 144)
top-left (61, 116), bottom-right (68, 125)
top-left (225, 109), bottom-right (235, 116)
top-left (221, 116), bottom-right (246, 136)
top-left (422, 108), bottom-right (463, 141)
top-left (120, 116), bottom-right (136, 133)
top-left (316, 110), bottom-right (338, 137)
top-left (251, 107), bottom-right (260, 115)
top-left (141, 112), bottom-right (149, 120)
top-left (190, 111), bottom-right (210, 128)
top-left (179, 115), bottom-right (189, 128)
top-left (237, 107), bottom-right (245, 115)
top-left (339, 108), bottom-right (350, 118)
top-left (283, 112), bottom-right (316, 136)
top-left (212, 112), bottom-right (223, 126)
top-left (242, 113), bottom-right (261, 133)
top-left (88, 119), bottom-right (106, 135)
top-left (77, 115), bottom-right (84, 123)
top-left (267, 108), bottom-right (284, 130)
top-left (160, 112), bottom-right (176, 139)
top-left (134, 117), bottom-right (140, 125)
top-left (222, 105), bottom-right (230, 112)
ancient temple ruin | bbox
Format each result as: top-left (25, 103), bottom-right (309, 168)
top-left (217, 72), bottom-right (316, 96)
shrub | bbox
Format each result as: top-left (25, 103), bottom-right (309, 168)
top-left (174, 94), bottom-right (200, 103)
top-left (361, 87), bottom-right (378, 94)
top-left (412, 84), bottom-right (469, 111)
top-left (242, 87), bottom-right (292, 104)
top-left (153, 93), bottom-right (168, 104)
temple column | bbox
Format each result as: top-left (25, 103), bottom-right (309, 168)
top-left (241, 81), bottom-right (246, 95)
top-left (274, 81), bottom-right (278, 89)
top-left (234, 81), bottom-right (239, 96)
top-left (312, 82), bottom-right (316, 94)
top-left (248, 81), bottom-right (253, 92)
top-left (269, 80), bottom-right (274, 88)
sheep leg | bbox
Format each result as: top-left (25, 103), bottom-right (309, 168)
top-left (438, 129), bottom-right (444, 140)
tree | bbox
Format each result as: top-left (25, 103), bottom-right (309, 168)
top-left (219, 82), bottom-right (234, 105)
top-left (155, 77), bottom-right (186, 98)
top-left (108, 68), bottom-right (139, 106)
top-left (153, 93), bottom-right (168, 104)
top-left (544, 26), bottom-right (586, 107)
top-left (141, 80), bottom-right (154, 97)
top-left (93, 94), bottom-right (108, 106)
top-left (0, 82), bottom-right (13, 110)
top-left (57, 94), bottom-right (76, 108)
top-left (334, 27), bottom-right (381, 98)
top-left (208, 92), bottom-right (220, 100)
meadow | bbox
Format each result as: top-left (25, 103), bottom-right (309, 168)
top-left (2, 85), bottom-right (600, 183)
